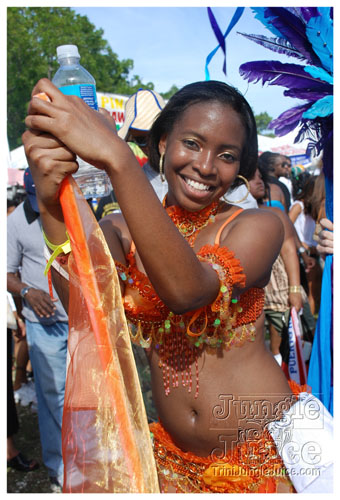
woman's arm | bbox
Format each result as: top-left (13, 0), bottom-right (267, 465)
top-left (23, 79), bottom-right (220, 314)
top-left (288, 202), bottom-right (302, 224)
top-left (268, 208), bottom-right (303, 311)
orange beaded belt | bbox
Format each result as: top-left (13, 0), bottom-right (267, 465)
top-left (149, 421), bottom-right (295, 493)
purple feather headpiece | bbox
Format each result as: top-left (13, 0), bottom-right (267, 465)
top-left (238, 7), bottom-right (333, 172)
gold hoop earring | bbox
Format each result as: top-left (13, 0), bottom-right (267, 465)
top-left (159, 153), bottom-right (165, 183)
top-left (223, 175), bottom-right (250, 204)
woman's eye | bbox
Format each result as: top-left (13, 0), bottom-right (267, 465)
top-left (183, 139), bottom-right (199, 150)
top-left (219, 152), bottom-right (237, 163)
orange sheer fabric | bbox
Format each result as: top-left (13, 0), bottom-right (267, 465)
top-left (59, 177), bottom-right (159, 493)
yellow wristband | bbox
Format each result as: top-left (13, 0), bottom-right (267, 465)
top-left (42, 230), bottom-right (71, 276)
top-left (289, 285), bottom-right (302, 294)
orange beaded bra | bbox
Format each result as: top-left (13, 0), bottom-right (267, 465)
top-left (115, 202), bottom-right (264, 398)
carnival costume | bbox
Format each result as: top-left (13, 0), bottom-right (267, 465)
top-left (116, 203), bottom-right (264, 398)
top-left (115, 200), bottom-right (297, 493)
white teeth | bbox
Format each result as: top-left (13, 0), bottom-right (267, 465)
top-left (185, 177), bottom-right (210, 191)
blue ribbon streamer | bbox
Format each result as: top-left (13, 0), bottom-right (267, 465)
top-left (307, 254), bottom-right (333, 414)
top-left (205, 7), bottom-right (245, 80)
top-left (307, 162), bottom-right (333, 415)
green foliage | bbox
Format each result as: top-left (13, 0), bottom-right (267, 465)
top-left (7, 7), bottom-right (155, 149)
top-left (255, 111), bottom-right (274, 135)
top-left (160, 85), bottom-right (179, 100)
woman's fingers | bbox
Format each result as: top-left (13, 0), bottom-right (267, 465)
top-left (25, 77), bottom-right (132, 173)
top-left (31, 78), bottom-right (63, 103)
top-left (22, 131), bottom-right (77, 164)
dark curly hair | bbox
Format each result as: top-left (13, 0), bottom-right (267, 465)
top-left (257, 151), bottom-right (282, 174)
top-left (147, 80), bottom-right (258, 190)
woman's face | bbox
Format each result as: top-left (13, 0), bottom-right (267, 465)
top-left (158, 101), bottom-right (245, 211)
top-left (273, 155), bottom-right (289, 178)
top-left (249, 168), bottom-right (266, 200)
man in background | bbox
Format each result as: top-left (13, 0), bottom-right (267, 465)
top-left (7, 168), bottom-right (68, 492)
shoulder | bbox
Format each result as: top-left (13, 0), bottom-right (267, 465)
top-left (236, 207), bottom-right (282, 225)
top-left (7, 202), bottom-right (24, 219)
top-left (7, 203), bottom-right (25, 236)
top-left (269, 183), bottom-right (284, 196)
top-left (219, 207), bottom-right (283, 237)
top-left (217, 208), bottom-right (284, 290)
top-left (290, 200), bottom-right (303, 213)
top-left (224, 208), bottom-right (284, 246)
top-left (100, 211), bottom-right (127, 233)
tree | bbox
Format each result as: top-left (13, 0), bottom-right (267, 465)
top-left (7, 7), bottom-right (155, 149)
top-left (160, 85), bottom-right (179, 100)
top-left (254, 112), bottom-right (274, 135)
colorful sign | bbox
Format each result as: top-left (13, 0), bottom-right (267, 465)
top-left (97, 92), bottom-right (129, 130)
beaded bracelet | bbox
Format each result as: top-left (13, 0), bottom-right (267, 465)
top-left (289, 285), bottom-right (302, 294)
top-left (42, 230), bottom-right (71, 276)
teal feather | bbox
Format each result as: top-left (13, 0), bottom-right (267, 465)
top-left (318, 7), bottom-right (332, 20)
top-left (251, 8), bottom-right (283, 38)
top-left (302, 96), bottom-right (333, 119)
top-left (306, 9), bottom-right (333, 73)
top-left (304, 65), bottom-right (333, 85)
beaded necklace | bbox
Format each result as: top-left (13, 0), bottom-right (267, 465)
top-left (163, 198), bottom-right (220, 246)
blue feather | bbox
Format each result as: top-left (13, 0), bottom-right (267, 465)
top-left (269, 103), bottom-right (309, 136)
top-left (303, 96), bottom-right (333, 119)
top-left (237, 32), bottom-right (307, 61)
top-left (284, 88), bottom-right (331, 100)
top-left (263, 8), bottom-right (320, 65)
top-left (306, 9), bottom-right (333, 73)
top-left (318, 7), bottom-right (332, 20)
top-left (239, 60), bottom-right (331, 90)
top-left (251, 8), bottom-right (283, 38)
top-left (304, 65), bottom-right (333, 85)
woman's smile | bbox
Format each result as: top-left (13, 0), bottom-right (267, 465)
top-left (180, 175), bottom-right (215, 201)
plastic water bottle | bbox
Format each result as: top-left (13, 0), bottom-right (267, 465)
top-left (52, 44), bottom-right (111, 198)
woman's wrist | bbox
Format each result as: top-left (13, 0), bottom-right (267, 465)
top-left (289, 285), bottom-right (302, 294)
top-left (104, 138), bottom-right (141, 177)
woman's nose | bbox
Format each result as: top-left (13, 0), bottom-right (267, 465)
top-left (194, 151), bottom-right (215, 175)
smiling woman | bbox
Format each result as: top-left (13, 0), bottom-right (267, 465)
top-left (157, 101), bottom-right (244, 210)
top-left (22, 78), bottom-right (308, 493)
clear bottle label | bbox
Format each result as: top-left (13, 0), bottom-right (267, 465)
top-left (59, 84), bottom-right (98, 110)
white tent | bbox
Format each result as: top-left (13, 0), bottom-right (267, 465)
top-left (258, 129), bottom-right (311, 156)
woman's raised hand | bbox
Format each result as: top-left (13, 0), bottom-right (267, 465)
top-left (24, 78), bottom-right (127, 172)
top-left (22, 127), bottom-right (78, 208)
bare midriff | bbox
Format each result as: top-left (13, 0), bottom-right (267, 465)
top-left (148, 313), bottom-right (292, 458)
